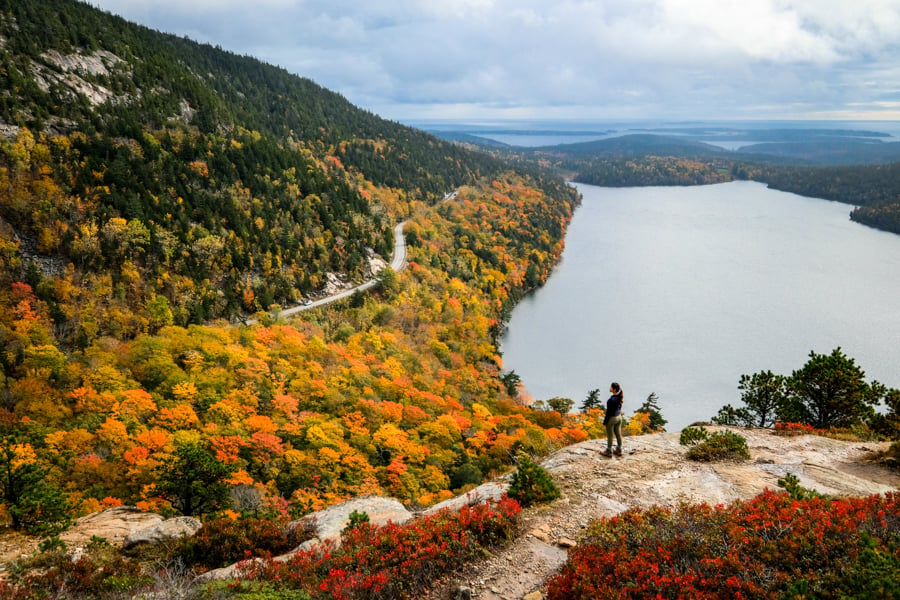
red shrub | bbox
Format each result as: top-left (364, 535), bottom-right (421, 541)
top-left (773, 422), bottom-right (822, 436)
top-left (230, 496), bottom-right (521, 599)
top-left (177, 516), bottom-right (310, 570)
top-left (546, 490), bottom-right (900, 600)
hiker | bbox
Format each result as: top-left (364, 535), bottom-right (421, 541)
top-left (601, 382), bottom-right (624, 457)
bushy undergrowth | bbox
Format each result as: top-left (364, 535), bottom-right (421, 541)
top-left (225, 497), bottom-right (521, 600)
top-left (546, 490), bottom-right (900, 599)
top-left (202, 582), bottom-right (312, 600)
top-left (0, 536), bottom-right (153, 599)
top-left (685, 430), bottom-right (751, 462)
top-left (777, 473), bottom-right (825, 501)
top-left (507, 453), bottom-right (560, 507)
top-left (174, 516), bottom-right (313, 571)
top-left (773, 421), bottom-right (822, 436)
top-left (679, 425), bottom-right (709, 445)
top-left (0, 498), bottom-right (520, 599)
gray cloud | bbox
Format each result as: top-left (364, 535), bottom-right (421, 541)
top-left (88, 0), bottom-right (900, 121)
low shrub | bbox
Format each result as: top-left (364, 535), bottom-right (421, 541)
top-left (679, 425), bottom-right (709, 446)
top-left (777, 472), bottom-right (825, 501)
top-left (546, 490), bottom-right (900, 600)
top-left (774, 421), bottom-right (821, 436)
top-left (344, 510), bottom-right (370, 532)
top-left (1, 539), bottom-right (151, 599)
top-left (175, 515), bottom-right (311, 571)
top-left (685, 430), bottom-right (750, 462)
top-left (507, 453), bottom-right (560, 507)
top-left (201, 581), bottom-right (312, 600)
top-left (229, 497), bottom-right (521, 599)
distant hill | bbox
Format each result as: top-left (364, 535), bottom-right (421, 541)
top-left (534, 134), bottom-right (727, 158)
top-left (737, 140), bottom-right (900, 165)
top-left (425, 131), bottom-right (514, 149)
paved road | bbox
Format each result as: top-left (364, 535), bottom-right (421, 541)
top-left (245, 187), bottom-right (461, 325)
top-left (246, 220), bottom-right (409, 324)
top-left (390, 220), bottom-right (407, 271)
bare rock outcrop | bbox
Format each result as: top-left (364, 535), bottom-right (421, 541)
top-left (60, 506), bottom-right (165, 547)
top-left (123, 516), bottom-right (202, 548)
top-left (59, 506), bottom-right (202, 555)
top-left (423, 481), bottom-right (509, 517)
top-left (290, 494), bottom-right (413, 548)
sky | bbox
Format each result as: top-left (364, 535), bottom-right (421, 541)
top-left (87, 0), bottom-right (900, 124)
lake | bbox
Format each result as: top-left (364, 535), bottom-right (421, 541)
top-left (499, 181), bottom-right (900, 431)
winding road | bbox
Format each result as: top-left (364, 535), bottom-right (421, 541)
top-left (246, 220), bottom-right (408, 324)
top-left (246, 188), bottom-right (459, 325)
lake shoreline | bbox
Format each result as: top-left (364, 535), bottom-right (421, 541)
top-left (501, 181), bottom-right (900, 430)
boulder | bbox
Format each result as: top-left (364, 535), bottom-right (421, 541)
top-left (60, 506), bottom-right (164, 547)
top-left (291, 495), bottom-right (413, 548)
top-left (194, 557), bottom-right (265, 584)
top-left (123, 516), bottom-right (202, 548)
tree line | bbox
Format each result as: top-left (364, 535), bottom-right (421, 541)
top-left (713, 347), bottom-right (900, 436)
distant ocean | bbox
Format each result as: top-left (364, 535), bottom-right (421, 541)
top-left (408, 119), bottom-right (900, 149)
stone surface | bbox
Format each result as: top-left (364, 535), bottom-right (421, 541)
top-left (123, 516), bottom-right (202, 548)
top-left (60, 506), bottom-right (164, 547)
top-left (294, 494), bottom-right (413, 547)
top-left (194, 557), bottom-right (265, 584)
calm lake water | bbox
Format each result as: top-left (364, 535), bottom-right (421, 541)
top-left (499, 181), bottom-right (900, 431)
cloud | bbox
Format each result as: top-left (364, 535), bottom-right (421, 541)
top-left (88, 0), bottom-right (900, 120)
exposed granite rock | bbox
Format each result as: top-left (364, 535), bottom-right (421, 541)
top-left (292, 494), bottom-right (413, 547)
top-left (123, 516), bottom-right (202, 548)
top-left (60, 506), bottom-right (164, 547)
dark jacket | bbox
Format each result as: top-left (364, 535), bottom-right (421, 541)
top-left (604, 393), bottom-right (623, 425)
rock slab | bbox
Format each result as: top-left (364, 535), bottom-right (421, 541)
top-left (124, 516), bottom-right (202, 548)
top-left (60, 506), bottom-right (164, 547)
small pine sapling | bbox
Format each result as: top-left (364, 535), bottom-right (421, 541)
top-left (507, 453), bottom-right (560, 507)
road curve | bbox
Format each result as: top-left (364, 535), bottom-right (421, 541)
top-left (247, 219), bottom-right (409, 324)
top-left (390, 220), bottom-right (408, 272)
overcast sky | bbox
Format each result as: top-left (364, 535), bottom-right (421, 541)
top-left (87, 0), bottom-right (900, 124)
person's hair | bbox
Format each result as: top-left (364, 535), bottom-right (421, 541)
top-left (610, 382), bottom-right (621, 394)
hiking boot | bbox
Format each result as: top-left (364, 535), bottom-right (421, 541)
top-left (614, 447), bottom-right (623, 457)
top-left (600, 448), bottom-right (612, 457)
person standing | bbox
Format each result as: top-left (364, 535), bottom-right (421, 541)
top-left (601, 382), bottom-right (624, 457)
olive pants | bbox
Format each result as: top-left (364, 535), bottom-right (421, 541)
top-left (605, 415), bottom-right (623, 450)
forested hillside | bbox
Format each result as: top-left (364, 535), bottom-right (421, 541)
top-left (0, 0), bottom-right (510, 333)
top-left (755, 163), bottom-right (900, 234)
top-left (0, 0), bottom-right (635, 540)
